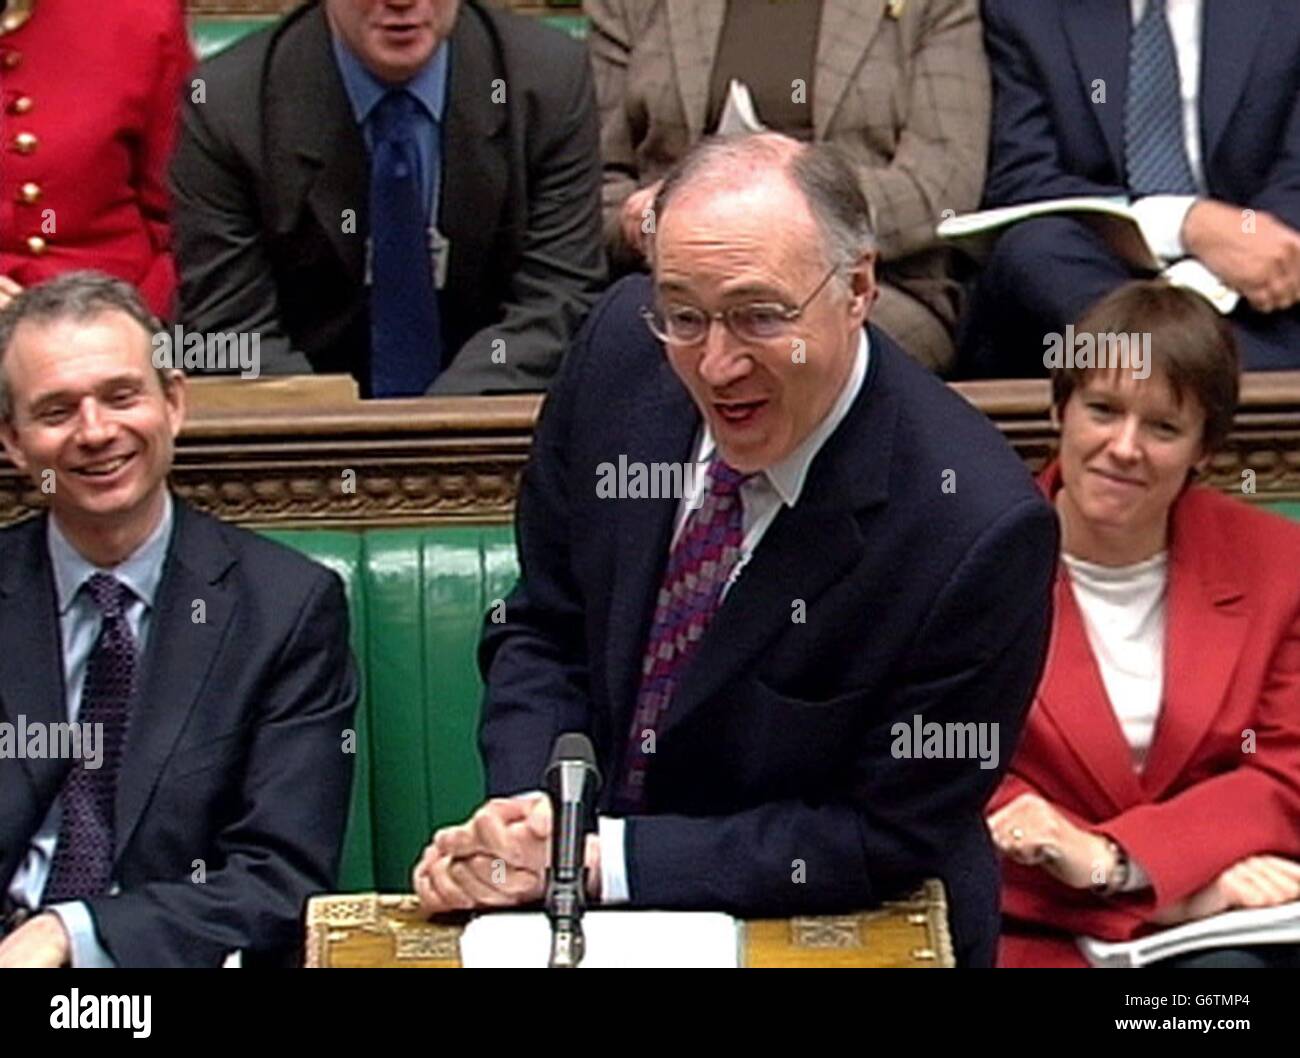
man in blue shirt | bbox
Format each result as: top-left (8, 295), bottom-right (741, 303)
top-left (0, 271), bottom-right (358, 966)
top-left (172, 0), bottom-right (605, 397)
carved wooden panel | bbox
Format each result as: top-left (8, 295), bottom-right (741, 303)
top-left (6, 377), bottom-right (1300, 530)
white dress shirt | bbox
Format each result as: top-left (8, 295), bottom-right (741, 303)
top-left (599, 330), bottom-right (871, 903)
top-left (1127, 0), bottom-right (1206, 261)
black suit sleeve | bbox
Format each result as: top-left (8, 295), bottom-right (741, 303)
top-left (476, 294), bottom-right (617, 791)
top-left (430, 42), bottom-right (606, 394)
top-left (86, 572), bottom-right (358, 967)
top-left (981, 0), bottom-right (1127, 207)
top-left (170, 76), bottom-right (312, 374)
top-left (624, 498), bottom-right (1057, 936)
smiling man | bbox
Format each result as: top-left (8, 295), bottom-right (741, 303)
top-left (172, 0), bottom-right (603, 397)
top-left (413, 134), bottom-right (1060, 966)
top-left (0, 272), bottom-right (357, 967)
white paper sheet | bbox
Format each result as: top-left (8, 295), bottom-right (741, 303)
top-left (459, 911), bottom-right (741, 968)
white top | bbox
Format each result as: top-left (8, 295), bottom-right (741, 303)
top-left (1062, 550), bottom-right (1169, 769)
top-left (1127, 0), bottom-right (1205, 260)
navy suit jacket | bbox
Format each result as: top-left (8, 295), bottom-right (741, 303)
top-left (0, 500), bottom-right (358, 967)
top-left (478, 275), bottom-right (1059, 966)
top-left (982, 0), bottom-right (1300, 231)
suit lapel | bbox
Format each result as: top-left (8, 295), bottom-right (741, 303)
top-left (813, 0), bottom-right (885, 140)
top-left (439, 4), bottom-right (509, 304)
top-left (665, 0), bottom-right (726, 141)
top-left (660, 329), bottom-right (894, 741)
top-left (113, 503), bottom-right (237, 861)
top-left (0, 515), bottom-right (72, 803)
top-left (1140, 492), bottom-right (1248, 797)
top-left (1062, 0), bottom-right (1130, 180)
top-left (1035, 573), bottom-right (1146, 815)
top-left (264, 5), bottom-right (369, 282)
top-left (1199, 0), bottom-right (1271, 168)
top-left (604, 358), bottom-right (699, 741)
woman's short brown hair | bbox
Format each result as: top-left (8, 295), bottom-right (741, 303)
top-left (1050, 280), bottom-right (1240, 454)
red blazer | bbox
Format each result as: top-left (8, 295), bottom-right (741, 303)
top-left (991, 463), bottom-right (1300, 967)
top-left (0, 0), bottom-right (192, 317)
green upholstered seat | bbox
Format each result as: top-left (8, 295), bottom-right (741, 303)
top-left (188, 11), bottom-right (588, 61)
top-left (260, 500), bottom-right (1300, 892)
top-left (261, 525), bottom-right (518, 892)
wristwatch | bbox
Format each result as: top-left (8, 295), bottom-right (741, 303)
top-left (1093, 837), bottom-right (1131, 897)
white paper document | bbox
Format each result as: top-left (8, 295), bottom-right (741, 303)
top-left (937, 196), bottom-right (1241, 313)
top-left (460, 911), bottom-right (742, 968)
top-left (1078, 900), bottom-right (1300, 968)
top-left (715, 79), bottom-right (765, 136)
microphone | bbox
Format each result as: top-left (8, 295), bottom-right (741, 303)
top-left (543, 732), bottom-right (601, 968)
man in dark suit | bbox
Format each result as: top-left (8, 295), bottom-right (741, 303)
top-left (411, 134), bottom-right (1059, 967)
top-left (171, 0), bottom-right (605, 396)
top-left (0, 272), bottom-right (357, 967)
top-left (960, 0), bottom-right (1300, 377)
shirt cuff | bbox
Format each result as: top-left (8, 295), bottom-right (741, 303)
top-left (597, 816), bottom-right (629, 904)
top-left (47, 901), bottom-right (116, 968)
top-left (1129, 194), bottom-right (1199, 262)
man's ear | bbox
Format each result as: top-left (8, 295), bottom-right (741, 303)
top-left (847, 251), bottom-right (878, 321)
top-left (163, 370), bottom-right (187, 439)
top-left (0, 420), bottom-right (28, 474)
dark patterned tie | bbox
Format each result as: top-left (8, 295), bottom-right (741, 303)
top-left (369, 89), bottom-right (443, 397)
top-left (42, 574), bottom-right (138, 904)
top-left (615, 459), bottom-right (750, 812)
top-left (1125, 0), bottom-right (1198, 195)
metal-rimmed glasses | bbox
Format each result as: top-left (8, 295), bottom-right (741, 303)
top-left (639, 264), bottom-right (840, 345)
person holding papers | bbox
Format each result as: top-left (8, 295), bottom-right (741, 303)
top-left (412, 134), bottom-right (1059, 968)
top-left (988, 281), bottom-right (1300, 968)
top-left (587, 0), bottom-right (992, 373)
top-left (960, 0), bottom-right (1300, 376)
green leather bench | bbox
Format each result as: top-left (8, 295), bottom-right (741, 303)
top-left (261, 525), bottom-right (519, 892)
top-left (263, 497), bottom-right (1300, 893)
top-left (190, 10), bottom-right (588, 61)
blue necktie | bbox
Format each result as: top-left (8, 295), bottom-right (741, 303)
top-left (369, 90), bottom-right (443, 397)
top-left (43, 575), bottom-right (137, 904)
top-left (1125, 0), bottom-right (1198, 195)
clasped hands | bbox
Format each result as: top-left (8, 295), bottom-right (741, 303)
top-left (412, 793), bottom-right (601, 914)
top-left (989, 792), bottom-right (1300, 926)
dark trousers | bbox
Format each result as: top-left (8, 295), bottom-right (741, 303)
top-left (957, 217), bottom-right (1300, 378)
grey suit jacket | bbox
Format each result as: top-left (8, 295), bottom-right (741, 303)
top-left (587, 0), bottom-right (991, 371)
top-left (172, 0), bottom-right (606, 395)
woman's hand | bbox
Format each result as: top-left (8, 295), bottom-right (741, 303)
top-left (1151, 856), bottom-right (1300, 926)
top-left (988, 791), bottom-right (1117, 890)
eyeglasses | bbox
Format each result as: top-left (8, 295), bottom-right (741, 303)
top-left (640, 265), bottom-right (840, 346)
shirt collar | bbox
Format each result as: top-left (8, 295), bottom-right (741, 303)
top-left (699, 329), bottom-right (870, 507)
top-left (331, 32), bottom-right (450, 126)
top-left (47, 492), bottom-right (174, 616)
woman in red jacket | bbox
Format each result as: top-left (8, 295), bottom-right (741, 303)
top-left (988, 281), bottom-right (1300, 968)
top-left (0, 0), bottom-right (192, 317)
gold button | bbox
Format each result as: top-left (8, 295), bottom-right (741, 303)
top-left (26, 235), bottom-right (46, 255)
top-left (13, 131), bottom-right (37, 154)
top-left (9, 95), bottom-right (33, 115)
top-left (1, 51), bottom-right (20, 70)
top-left (18, 181), bottom-right (40, 204)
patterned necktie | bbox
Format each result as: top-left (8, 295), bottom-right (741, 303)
top-left (615, 459), bottom-right (750, 812)
top-left (369, 89), bottom-right (443, 398)
top-left (43, 574), bottom-right (138, 904)
top-left (1125, 0), bottom-right (1198, 195)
